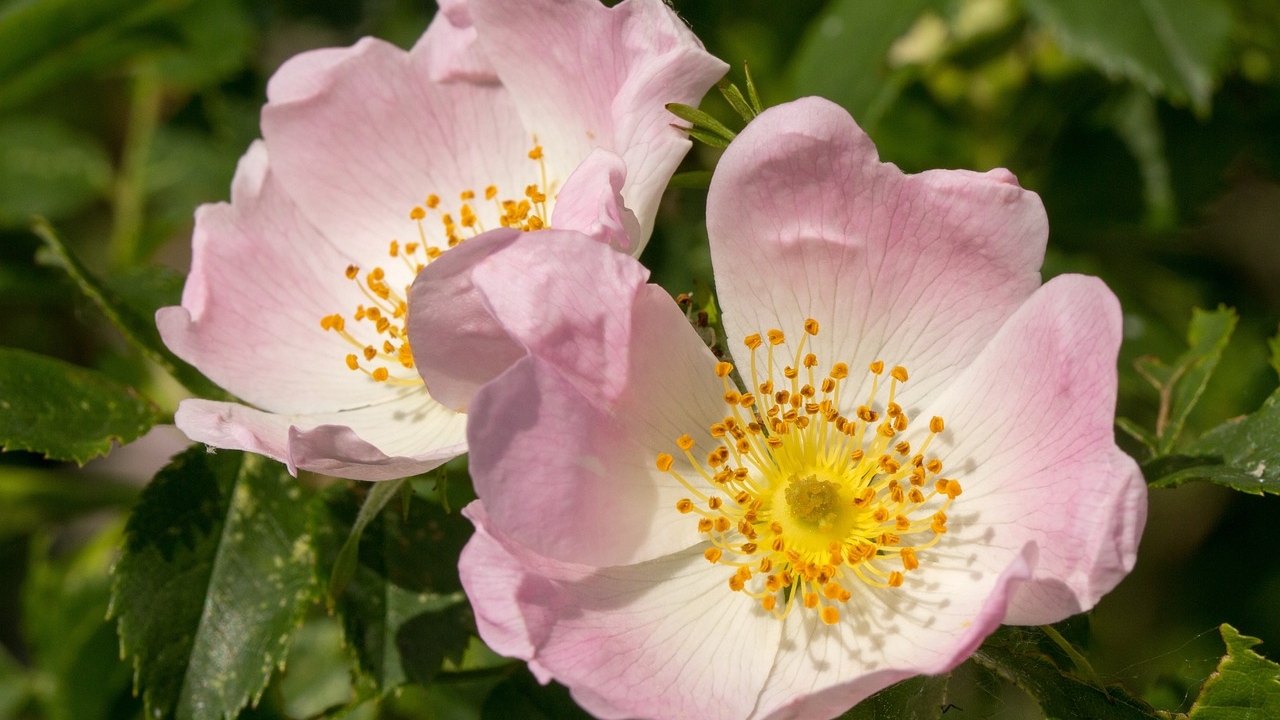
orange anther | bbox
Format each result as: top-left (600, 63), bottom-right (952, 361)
top-left (804, 318), bottom-right (819, 335)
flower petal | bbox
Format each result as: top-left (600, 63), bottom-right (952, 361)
top-left (752, 544), bottom-right (1035, 720)
top-left (708, 97), bottom-right (1047, 408)
top-left (921, 274), bottom-right (1146, 624)
top-left (550, 148), bottom-right (641, 252)
top-left (462, 236), bottom-right (725, 565)
top-left (461, 504), bottom-right (778, 720)
top-left (417, 0), bottom-right (497, 82)
top-left (468, 0), bottom-right (727, 246)
top-left (407, 228), bottom-right (526, 412)
top-left (157, 144), bottom-right (391, 414)
top-left (176, 392), bottom-right (465, 481)
top-left (262, 35), bottom-right (532, 262)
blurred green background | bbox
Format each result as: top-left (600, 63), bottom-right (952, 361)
top-left (2, 0), bottom-right (1279, 717)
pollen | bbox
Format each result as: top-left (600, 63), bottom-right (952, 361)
top-left (321, 139), bottom-right (554, 384)
top-left (655, 318), bottom-right (961, 625)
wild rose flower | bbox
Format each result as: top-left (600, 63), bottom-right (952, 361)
top-left (156, 0), bottom-right (726, 480)
top-left (439, 98), bottom-right (1147, 718)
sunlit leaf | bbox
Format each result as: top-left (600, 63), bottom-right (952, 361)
top-left (1024, 0), bottom-right (1232, 114)
top-left (1145, 387), bottom-right (1280, 495)
top-left (1134, 306), bottom-right (1237, 456)
top-left (111, 448), bottom-right (319, 720)
top-left (0, 348), bottom-right (163, 464)
top-left (0, 117), bottom-right (111, 227)
top-left (1188, 624), bottom-right (1280, 718)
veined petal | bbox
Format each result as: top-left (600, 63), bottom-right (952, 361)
top-left (462, 504), bottom-right (778, 720)
top-left (709, 97), bottom-right (1046, 409)
top-left (176, 392), bottom-right (465, 481)
top-left (753, 545), bottom-right (1034, 720)
top-left (157, 145), bottom-right (387, 414)
top-left (262, 36), bottom-right (532, 260)
top-left (551, 148), bottom-right (641, 252)
top-left (468, 0), bottom-right (727, 248)
top-left (417, 0), bottom-right (497, 82)
top-left (462, 237), bottom-right (725, 565)
top-left (920, 274), bottom-right (1146, 623)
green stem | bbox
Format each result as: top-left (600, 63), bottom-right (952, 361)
top-left (1040, 624), bottom-right (1108, 693)
top-left (109, 61), bottom-right (161, 272)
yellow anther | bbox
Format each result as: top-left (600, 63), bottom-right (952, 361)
top-left (804, 318), bottom-right (819, 335)
top-left (744, 334), bottom-right (763, 349)
top-left (345, 354), bottom-right (359, 371)
top-left (869, 360), bottom-right (884, 375)
top-left (371, 367), bottom-right (389, 382)
top-left (803, 592), bottom-right (819, 609)
top-left (426, 194), bottom-right (440, 208)
top-left (677, 434), bottom-right (695, 451)
top-left (657, 453), bottom-right (674, 472)
top-left (460, 189), bottom-right (475, 201)
top-left (901, 548), bottom-right (919, 571)
top-left (528, 145), bottom-right (544, 160)
top-left (830, 363), bottom-right (849, 379)
top-left (715, 361), bottom-right (734, 378)
top-left (820, 606), bottom-right (839, 625)
top-left (704, 547), bottom-right (723, 564)
top-left (410, 206), bottom-right (426, 220)
top-left (930, 416), bottom-right (945, 433)
top-left (890, 365), bottom-right (909, 382)
top-left (485, 185), bottom-right (498, 200)
top-left (767, 329), bottom-right (785, 345)
top-left (675, 498), bottom-right (693, 513)
top-left (888, 571), bottom-right (904, 588)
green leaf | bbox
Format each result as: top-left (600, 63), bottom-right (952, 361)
top-left (0, 347), bottom-right (163, 464)
top-left (717, 77), bottom-right (758, 122)
top-left (1135, 306), bottom-right (1237, 456)
top-left (318, 485), bottom-right (474, 693)
top-left (32, 219), bottom-right (229, 400)
top-left (111, 447), bottom-right (320, 720)
top-left (665, 102), bottom-right (737, 144)
top-left (1145, 387), bottom-right (1280, 495)
top-left (1103, 88), bottom-right (1176, 231)
top-left (972, 625), bottom-right (1165, 719)
top-left (328, 478), bottom-right (406, 604)
top-left (1023, 0), bottom-right (1232, 114)
top-left (1188, 624), bottom-right (1280, 718)
top-left (0, 117), bottom-right (112, 227)
top-left (836, 674), bottom-right (950, 720)
top-left (667, 170), bottom-right (713, 190)
top-left (789, 0), bottom-right (940, 128)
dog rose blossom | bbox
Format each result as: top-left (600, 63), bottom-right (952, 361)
top-left (156, 0), bottom-right (725, 479)
top-left (442, 98), bottom-right (1147, 718)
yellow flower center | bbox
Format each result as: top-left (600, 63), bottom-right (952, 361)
top-left (656, 319), bottom-right (962, 626)
top-left (319, 142), bottom-right (552, 385)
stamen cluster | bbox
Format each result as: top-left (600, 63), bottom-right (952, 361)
top-left (657, 320), bottom-right (963, 625)
top-left (320, 144), bottom-right (551, 384)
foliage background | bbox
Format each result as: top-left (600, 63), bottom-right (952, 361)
top-left (1, 0), bottom-right (1279, 718)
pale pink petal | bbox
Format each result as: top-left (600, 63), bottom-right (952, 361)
top-left (919, 274), bottom-right (1146, 624)
top-left (407, 228), bottom-right (526, 412)
top-left (550, 149), bottom-right (641, 252)
top-left (753, 545), bottom-right (1035, 720)
top-left (708, 97), bottom-right (1046, 409)
top-left (261, 36), bottom-right (533, 264)
top-left (416, 0), bottom-right (497, 83)
top-left (468, 230), bottom-right (650, 406)
top-left (157, 148), bottom-right (393, 414)
top-left (462, 238), bottom-right (726, 565)
top-left (468, 0), bottom-right (727, 246)
top-left (461, 505), bottom-right (778, 720)
top-left (176, 392), bottom-right (465, 481)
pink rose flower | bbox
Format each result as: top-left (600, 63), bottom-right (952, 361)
top-left (441, 98), bottom-right (1147, 718)
top-left (156, 0), bottom-right (726, 480)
